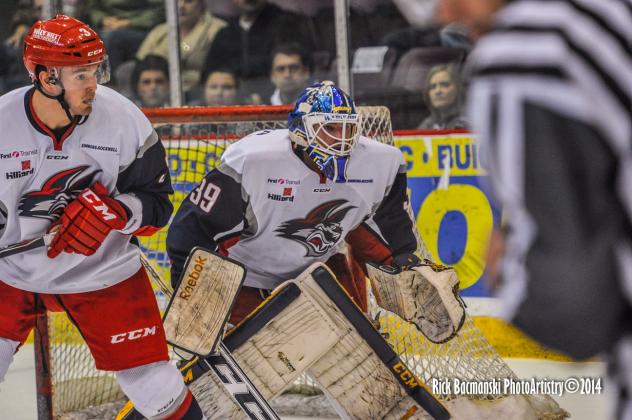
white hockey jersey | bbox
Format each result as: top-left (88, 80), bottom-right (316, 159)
top-left (0, 86), bottom-right (173, 293)
top-left (168, 129), bottom-right (417, 289)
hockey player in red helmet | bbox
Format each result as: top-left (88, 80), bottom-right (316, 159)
top-left (0, 15), bottom-right (205, 419)
top-left (23, 15), bottom-right (111, 123)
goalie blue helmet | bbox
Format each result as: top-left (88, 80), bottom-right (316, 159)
top-left (288, 81), bottom-right (360, 183)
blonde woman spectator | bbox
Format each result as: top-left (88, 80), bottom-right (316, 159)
top-left (137, 0), bottom-right (226, 93)
top-left (418, 63), bottom-right (467, 130)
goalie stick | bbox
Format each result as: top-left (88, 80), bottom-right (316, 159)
top-left (117, 250), bottom-right (280, 420)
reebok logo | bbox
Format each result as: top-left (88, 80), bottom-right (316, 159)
top-left (81, 190), bottom-right (117, 221)
top-left (110, 326), bottom-right (157, 344)
top-left (179, 255), bottom-right (207, 300)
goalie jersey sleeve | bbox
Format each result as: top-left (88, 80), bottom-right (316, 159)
top-left (346, 168), bottom-right (418, 266)
top-left (167, 169), bottom-right (247, 287)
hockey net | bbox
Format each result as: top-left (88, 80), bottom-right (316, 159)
top-left (35, 105), bottom-right (566, 419)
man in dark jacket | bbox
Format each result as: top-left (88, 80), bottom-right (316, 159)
top-left (203, 0), bottom-right (314, 104)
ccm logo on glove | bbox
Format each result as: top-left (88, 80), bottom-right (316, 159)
top-left (80, 189), bottom-right (119, 221)
top-left (47, 182), bottom-right (128, 258)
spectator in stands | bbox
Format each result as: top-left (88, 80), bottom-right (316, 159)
top-left (203, 0), bottom-right (314, 104)
top-left (86, 0), bottom-right (165, 78)
top-left (418, 64), bottom-right (467, 130)
top-left (200, 69), bottom-right (239, 106)
top-left (136, 0), bottom-right (226, 94)
top-left (269, 43), bottom-right (314, 105)
top-left (131, 55), bottom-right (170, 108)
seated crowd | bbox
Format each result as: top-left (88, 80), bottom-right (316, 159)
top-left (0, 0), bottom-right (469, 129)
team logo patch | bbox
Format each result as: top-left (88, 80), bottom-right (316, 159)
top-left (18, 166), bottom-right (97, 221)
top-left (276, 199), bottom-right (356, 257)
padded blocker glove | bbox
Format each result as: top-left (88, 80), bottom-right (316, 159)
top-left (47, 182), bottom-right (128, 258)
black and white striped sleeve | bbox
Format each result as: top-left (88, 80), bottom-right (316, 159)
top-left (467, 0), bottom-right (632, 356)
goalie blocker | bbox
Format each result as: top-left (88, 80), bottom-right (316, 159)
top-left (176, 263), bottom-right (450, 420)
top-left (366, 260), bottom-right (466, 343)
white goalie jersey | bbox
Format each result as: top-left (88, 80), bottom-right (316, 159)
top-left (167, 129), bottom-right (419, 289)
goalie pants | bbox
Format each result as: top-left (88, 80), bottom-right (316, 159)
top-left (229, 253), bottom-right (368, 324)
top-left (0, 267), bottom-right (169, 371)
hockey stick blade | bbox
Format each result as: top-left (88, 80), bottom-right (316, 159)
top-left (0, 233), bottom-right (53, 259)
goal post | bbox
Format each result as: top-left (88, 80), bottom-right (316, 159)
top-left (33, 105), bottom-right (565, 419)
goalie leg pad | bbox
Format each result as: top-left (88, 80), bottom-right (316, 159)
top-left (225, 281), bottom-right (345, 398)
top-left (366, 262), bottom-right (465, 343)
top-left (180, 278), bottom-right (347, 418)
top-left (297, 263), bottom-right (450, 420)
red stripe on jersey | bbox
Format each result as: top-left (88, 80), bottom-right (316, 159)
top-left (218, 236), bottom-right (240, 256)
top-left (27, 90), bottom-right (78, 151)
top-left (132, 225), bottom-right (162, 236)
top-left (346, 223), bottom-right (394, 266)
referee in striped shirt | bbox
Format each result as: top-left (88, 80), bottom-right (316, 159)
top-left (439, 0), bottom-right (632, 417)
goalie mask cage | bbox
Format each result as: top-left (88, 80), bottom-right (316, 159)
top-left (34, 105), bottom-right (565, 419)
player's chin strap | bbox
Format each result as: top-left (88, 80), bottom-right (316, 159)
top-left (33, 79), bottom-right (83, 125)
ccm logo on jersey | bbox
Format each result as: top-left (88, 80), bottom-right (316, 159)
top-left (46, 154), bottom-right (69, 160)
top-left (110, 326), bottom-right (157, 344)
top-left (81, 190), bottom-right (118, 221)
top-left (313, 188), bottom-right (330, 193)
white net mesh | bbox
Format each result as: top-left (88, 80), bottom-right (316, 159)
top-left (37, 105), bottom-right (565, 419)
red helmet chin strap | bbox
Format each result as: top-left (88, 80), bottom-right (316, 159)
top-left (33, 67), bottom-right (77, 125)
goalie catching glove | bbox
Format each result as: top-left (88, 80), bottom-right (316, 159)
top-left (47, 182), bottom-right (128, 258)
top-left (367, 256), bottom-right (466, 343)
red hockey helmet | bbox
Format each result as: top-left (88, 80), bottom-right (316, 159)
top-left (23, 15), bottom-right (109, 83)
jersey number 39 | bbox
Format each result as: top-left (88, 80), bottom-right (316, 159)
top-left (190, 179), bottom-right (221, 213)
